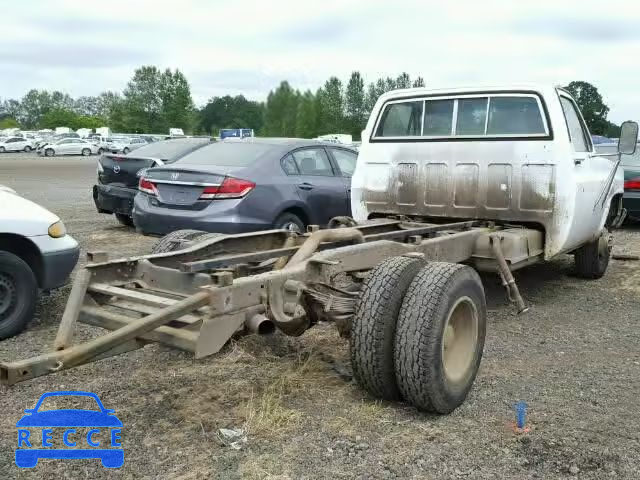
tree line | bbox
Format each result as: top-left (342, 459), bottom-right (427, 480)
top-left (0, 65), bottom-right (621, 139)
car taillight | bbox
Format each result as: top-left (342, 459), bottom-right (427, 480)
top-left (624, 177), bottom-right (640, 191)
top-left (199, 177), bottom-right (255, 200)
top-left (139, 177), bottom-right (157, 196)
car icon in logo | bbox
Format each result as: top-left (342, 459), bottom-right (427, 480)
top-left (15, 391), bottom-right (123, 468)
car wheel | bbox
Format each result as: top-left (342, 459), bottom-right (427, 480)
top-left (0, 251), bottom-right (38, 340)
top-left (350, 256), bottom-right (425, 400)
top-left (24, 145), bottom-right (32, 152)
top-left (45, 148), bottom-right (54, 157)
top-left (394, 262), bottom-right (486, 414)
top-left (574, 229), bottom-right (611, 279)
top-left (0, 147), bottom-right (5, 153)
top-left (115, 213), bottom-right (134, 227)
top-left (123, 147), bottom-right (130, 154)
top-left (274, 212), bottom-right (305, 233)
top-left (81, 148), bottom-right (91, 156)
top-left (98, 148), bottom-right (105, 154)
top-left (151, 230), bottom-right (224, 254)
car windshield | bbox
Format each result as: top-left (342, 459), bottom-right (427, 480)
top-left (129, 138), bottom-right (210, 161)
top-left (176, 142), bottom-right (276, 166)
top-left (36, 395), bottom-right (102, 412)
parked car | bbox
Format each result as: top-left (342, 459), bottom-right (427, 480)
top-left (93, 138), bottom-right (213, 226)
top-left (0, 136), bottom-right (33, 152)
top-left (596, 142), bottom-right (640, 221)
top-left (86, 135), bottom-right (110, 154)
top-left (34, 133), bottom-right (80, 151)
top-left (0, 185), bottom-right (79, 339)
top-left (132, 138), bottom-right (358, 234)
top-left (107, 137), bottom-right (147, 154)
top-left (38, 138), bottom-right (99, 157)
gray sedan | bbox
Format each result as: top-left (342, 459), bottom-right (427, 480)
top-left (132, 138), bottom-right (358, 234)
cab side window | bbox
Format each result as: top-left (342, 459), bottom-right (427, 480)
top-left (560, 97), bottom-right (590, 152)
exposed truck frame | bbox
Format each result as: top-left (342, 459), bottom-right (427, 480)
top-left (0, 218), bottom-right (536, 412)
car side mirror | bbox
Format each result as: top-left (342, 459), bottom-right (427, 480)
top-left (618, 121), bottom-right (638, 155)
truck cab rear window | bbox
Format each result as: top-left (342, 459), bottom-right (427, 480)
top-left (375, 101), bottom-right (423, 137)
top-left (374, 94), bottom-right (547, 139)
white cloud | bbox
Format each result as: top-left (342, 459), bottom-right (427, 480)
top-left (1, 0), bottom-right (639, 122)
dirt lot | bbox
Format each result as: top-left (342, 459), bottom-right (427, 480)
top-left (1, 153), bottom-right (639, 479)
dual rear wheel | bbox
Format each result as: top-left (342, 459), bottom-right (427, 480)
top-left (350, 257), bottom-right (486, 414)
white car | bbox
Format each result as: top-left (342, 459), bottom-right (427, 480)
top-left (107, 137), bottom-right (147, 154)
top-left (0, 185), bottom-right (79, 338)
top-left (0, 137), bottom-right (33, 153)
top-left (39, 138), bottom-right (99, 157)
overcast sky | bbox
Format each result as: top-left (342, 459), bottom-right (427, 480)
top-left (2, 0), bottom-right (639, 122)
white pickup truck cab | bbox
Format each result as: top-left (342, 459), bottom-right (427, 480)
top-left (352, 84), bottom-right (637, 278)
top-left (0, 186), bottom-right (80, 339)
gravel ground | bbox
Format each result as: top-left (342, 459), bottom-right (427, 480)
top-left (0, 153), bottom-right (639, 479)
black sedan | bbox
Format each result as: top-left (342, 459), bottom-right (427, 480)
top-left (132, 138), bottom-right (358, 235)
top-left (93, 138), bottom-right (212, 226)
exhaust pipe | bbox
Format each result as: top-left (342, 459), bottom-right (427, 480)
top-left (247, 313), bottom-right (275, 335)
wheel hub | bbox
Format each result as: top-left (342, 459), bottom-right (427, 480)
top-left (442, 296), bottom-right (478, 383)
top-left (283, 222), bottom-right (301, 233)
top-left (0, 272), bottom-right (17, 318)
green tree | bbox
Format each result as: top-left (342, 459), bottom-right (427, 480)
top-left (344, 71), bottom-right (366, 139)
top-left (121, 66), bottom-right (165, 132)
top-left (19, 89), bottom-right (53, 128)
top-left (384, 77), bottom-right (396, 92)
top-left (160, 69), bottom-right (195, 132)
top-left (74, 96), bottom-right (102, 116)
top-left (295, 90), bottom-right (317, 138)
top-left (563, 81), bottom-right (611, 135)
top-left (40, 108), bottom-right (80, 129)
top-left (1, 99), bottom-right (21, 121)
top-left (320, 77), bottom-right (344, 134)
top-left (0, 117), bottom-right (19, 129)
top-left (199, 95), bottom-right (264, 135)
top-left (364, 82), bottom-right (378, 113)
top-left (395, 72), bottom-right (411, 89)
top-left (262, 81), bottom-right (299, 136)
top-left (412, 76), bottom-right (425, 88)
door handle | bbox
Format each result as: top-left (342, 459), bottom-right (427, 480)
top-left (298, 182), bottom-right (314, 190)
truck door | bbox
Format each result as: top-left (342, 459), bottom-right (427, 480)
top-left (559, 94), bottom-right (614, 245)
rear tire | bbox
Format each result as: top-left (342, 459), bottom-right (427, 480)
top-left (123, 147), bottom-right (130, 154)
top-left (350, 256), bottom-right (424, 400)
top-left (81, 148), bottom-right (91, 156)
top-left (115, 213), bottom-right (134, 227)
top-left (394, 262), bottom-right (486, 414)
top-left (151, 230), bottom-right (225, 254)
top-left (274, 212), bottom-right (304, 233)
top-left (45, 148), bottom-right (54, 157)
top-left (0, 147), bottom-right (5, 153)
top-left (24, 146), bottom-right (32, 152)
top-left (98, 148), bottom-right (105, 154)
top-left (0, 251), bottom-right (38, 340)
top-left (574, 230), bottom-right (610, 279)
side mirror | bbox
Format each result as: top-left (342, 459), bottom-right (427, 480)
top-left (618, 121), bottom-right (638, 155)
